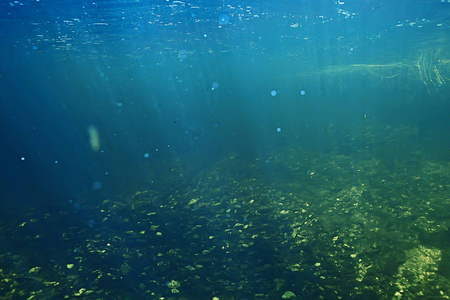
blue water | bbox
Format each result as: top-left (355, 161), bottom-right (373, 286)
top-left (0, 0), bottom-right (449, 299)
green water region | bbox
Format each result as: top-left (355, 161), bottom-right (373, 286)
top-left (0, 125), bottom-right (449, 300)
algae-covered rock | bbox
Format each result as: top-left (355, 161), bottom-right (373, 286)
top-left (282, 290), bottom-right (296, 299)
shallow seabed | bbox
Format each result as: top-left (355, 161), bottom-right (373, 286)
top-left (1, 125), bottom-right (449, 300)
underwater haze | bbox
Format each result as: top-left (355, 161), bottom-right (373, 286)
top-left (0, 0), bottom-right (449, 299)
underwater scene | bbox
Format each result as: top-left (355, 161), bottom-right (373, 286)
top-left (0, 0), bottom-right (449, 299)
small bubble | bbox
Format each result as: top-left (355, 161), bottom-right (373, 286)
top-left (144, 153), bottom-right (150, 158)
top-left (92, 181), bottom-right (102, 190)
top-left (271, 90), bottom-right (277, 96)
top-left (219, 13), bottom-right (230, 26)
top-left (300, 90), bottom-right (306, 96)
top-left (276, 127), bottom-right (281, 132)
